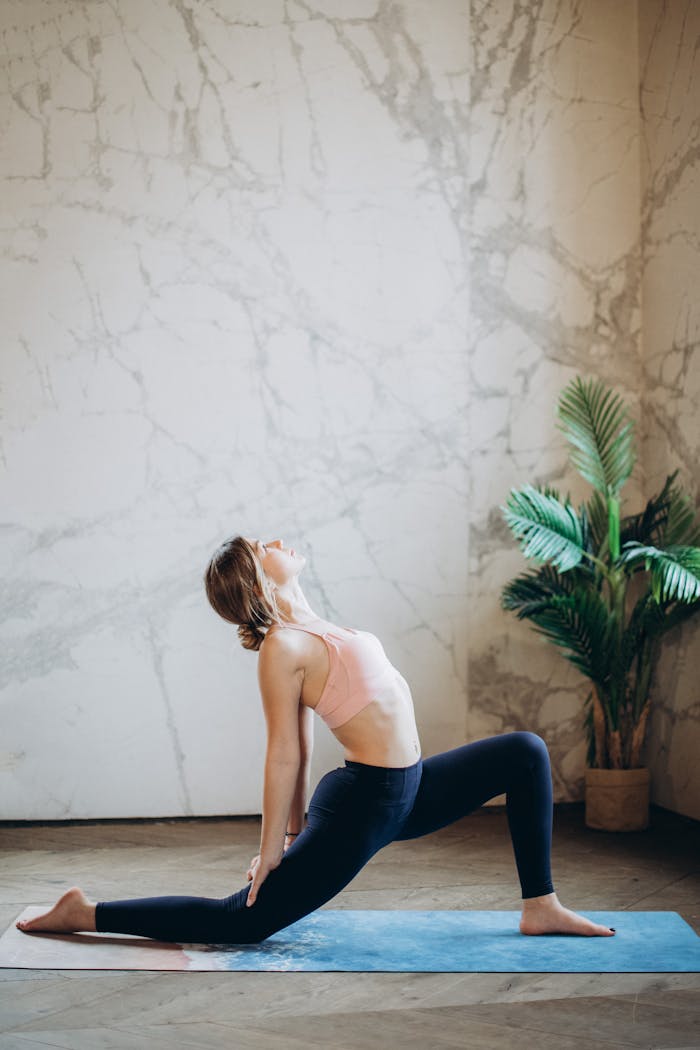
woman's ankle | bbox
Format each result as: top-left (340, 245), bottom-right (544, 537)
top-left (522, 891), bottom-right (558, 909)
top-left (81, 902), bottom-right (97, 932)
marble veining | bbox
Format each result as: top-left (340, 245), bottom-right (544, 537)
top-left (0, 0), bottom-right (469, 820)
top-left (465, 0), bottom-right (699, 820)
top-left (1, 1), bottom-right (697, 821)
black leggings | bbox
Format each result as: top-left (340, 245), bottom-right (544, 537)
top-left (95, 731), bottom-right (555, 944)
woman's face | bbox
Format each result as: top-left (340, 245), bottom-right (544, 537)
top-left (249, 538), bottom-right (305, 587)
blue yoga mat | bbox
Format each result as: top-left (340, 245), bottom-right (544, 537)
top-left (5, 909), bottom-right (698, 972)
top-left (186, 910), bottom-right (699, 972)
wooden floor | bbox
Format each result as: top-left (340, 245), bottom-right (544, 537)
top-left (1, 803), bottom-right (698, 1049)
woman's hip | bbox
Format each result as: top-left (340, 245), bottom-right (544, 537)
top-left (307, 759), bottom-right (423, 830)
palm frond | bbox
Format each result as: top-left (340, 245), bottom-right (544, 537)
top-left (662, 483), bottom-right (700, 546)
top-left (501, 564), bottom-right (576, 619)
top-left (501, 485), bottom-right (585, 572)
top-left (556, 375), bottom-right (636, 497)
top-left (623, 591), bottom-right (700, 646)
top-left (586, 489), bottom-right (609, 553)
top-left (578, 501), bottom-right (592, 559)
top-left (620, 593), bottom-right (666, 672)
top-left (620, 543), bottom-right (700, 603)
top-left (620, 471), bottom-right (678, 547)
top-left (527, 589), bottom-right (613, 685)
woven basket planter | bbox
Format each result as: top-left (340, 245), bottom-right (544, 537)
top-left (584, 767), bottom-right (650, 831)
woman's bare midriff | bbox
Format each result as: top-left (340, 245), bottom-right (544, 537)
top-left (266, 617), bottom-right (421, 768)
top-left (269, 622), bottom-right (421, 767)
top-left (328, 680), bottom-right (422, 767)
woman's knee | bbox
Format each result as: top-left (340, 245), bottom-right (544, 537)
top-left (511, 730), bottom-right (550, 765)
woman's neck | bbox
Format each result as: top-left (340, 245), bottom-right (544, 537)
top-left (274, 585), bottom-right (321, 625)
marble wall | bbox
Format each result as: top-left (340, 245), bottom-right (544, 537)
top-left (467, 0), bottom-right (699, 822)
top-left (638, 0), bottom-right (700, 821)
top-left (1, 1), bottom-right (697, 821)
top-left (466, 0), bottom-right (645, 806)
top-left (1, 0), bottom-right (470, 819)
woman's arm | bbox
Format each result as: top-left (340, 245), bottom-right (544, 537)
top-left (256, 633), bottom-right (305, 860)
top-left (245, 669), bottom-right (315, 899)
top-left (286, 702), bottom-right (314, 840)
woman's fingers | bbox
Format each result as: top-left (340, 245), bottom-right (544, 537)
top-left (247, 871), bottom-right (260, 906)
top-left (246, 858), bottom-right (262, 902)
top-left (246, 855), bottom-right (282, 906)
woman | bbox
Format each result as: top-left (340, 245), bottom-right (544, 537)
top-left (17, 537), bottom-right (615, 942)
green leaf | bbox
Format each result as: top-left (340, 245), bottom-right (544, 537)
top-left (502, 567), bottom-right (612, 685)
top-left (501, 564), bottom-right (576, 619)
top-left (621, 470), bottom-right (700, 549)
top-left (621, 593), bottom-right (666, 671)
top-left (526, 589), bottom-right (613, 685)
top-left (502, 485), bottom-right (585, 572)
top-left (619, 591), bottom-right (700, 676)
top-left (620, 543), bottom-right (700, 602)
top-left (662, 484), bottom-right (700, 546)
top-left (556, 375), bottom-right (636, 497)
top-left (620, 471), bottom-right (678, 547)
top-left (586, 489), bottom-right (609, 553)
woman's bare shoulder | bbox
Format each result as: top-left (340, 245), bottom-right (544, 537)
top-left (259, 625), bottom-right (306, 659)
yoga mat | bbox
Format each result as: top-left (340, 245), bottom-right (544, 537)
top-left (3, 908), bottom-right (698, 972)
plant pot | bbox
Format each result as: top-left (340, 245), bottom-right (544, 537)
top-left (584, 767), bottom-right (650, 831)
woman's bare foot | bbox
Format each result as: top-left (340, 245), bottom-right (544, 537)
top-left (15, 886), bottom-right (97, 935)
top-left (520, 892), bottom-right (616, 936)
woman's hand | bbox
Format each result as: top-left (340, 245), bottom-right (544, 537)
top-left (246, 853), bottom-right (261, 883)
top-left (246, 849), bottom-right (283, 907)
top-left (246, 835), bottom-right (295, 884)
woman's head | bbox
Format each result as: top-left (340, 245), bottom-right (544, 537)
top-left (203, 536), bottom-right (305, 651)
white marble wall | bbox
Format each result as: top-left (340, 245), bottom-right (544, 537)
top-left (466, 0), bottom-right (699, 821)
top-left (1, 1), bottom-right (697, 821)
top-left (466, 0), bottom-right (646, 805)
top-left (638, 0), bottom-right (700, 821)
top-left (1, 0), bottom-right (470, 819)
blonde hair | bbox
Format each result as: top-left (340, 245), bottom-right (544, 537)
top-left (203, 536), bottom-right (283, 651)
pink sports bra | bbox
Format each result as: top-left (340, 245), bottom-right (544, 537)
top-left (270, 619), bottom-right (403, 729)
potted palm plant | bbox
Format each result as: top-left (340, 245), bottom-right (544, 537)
top-left (500, 375), bottom-right (700, 831)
